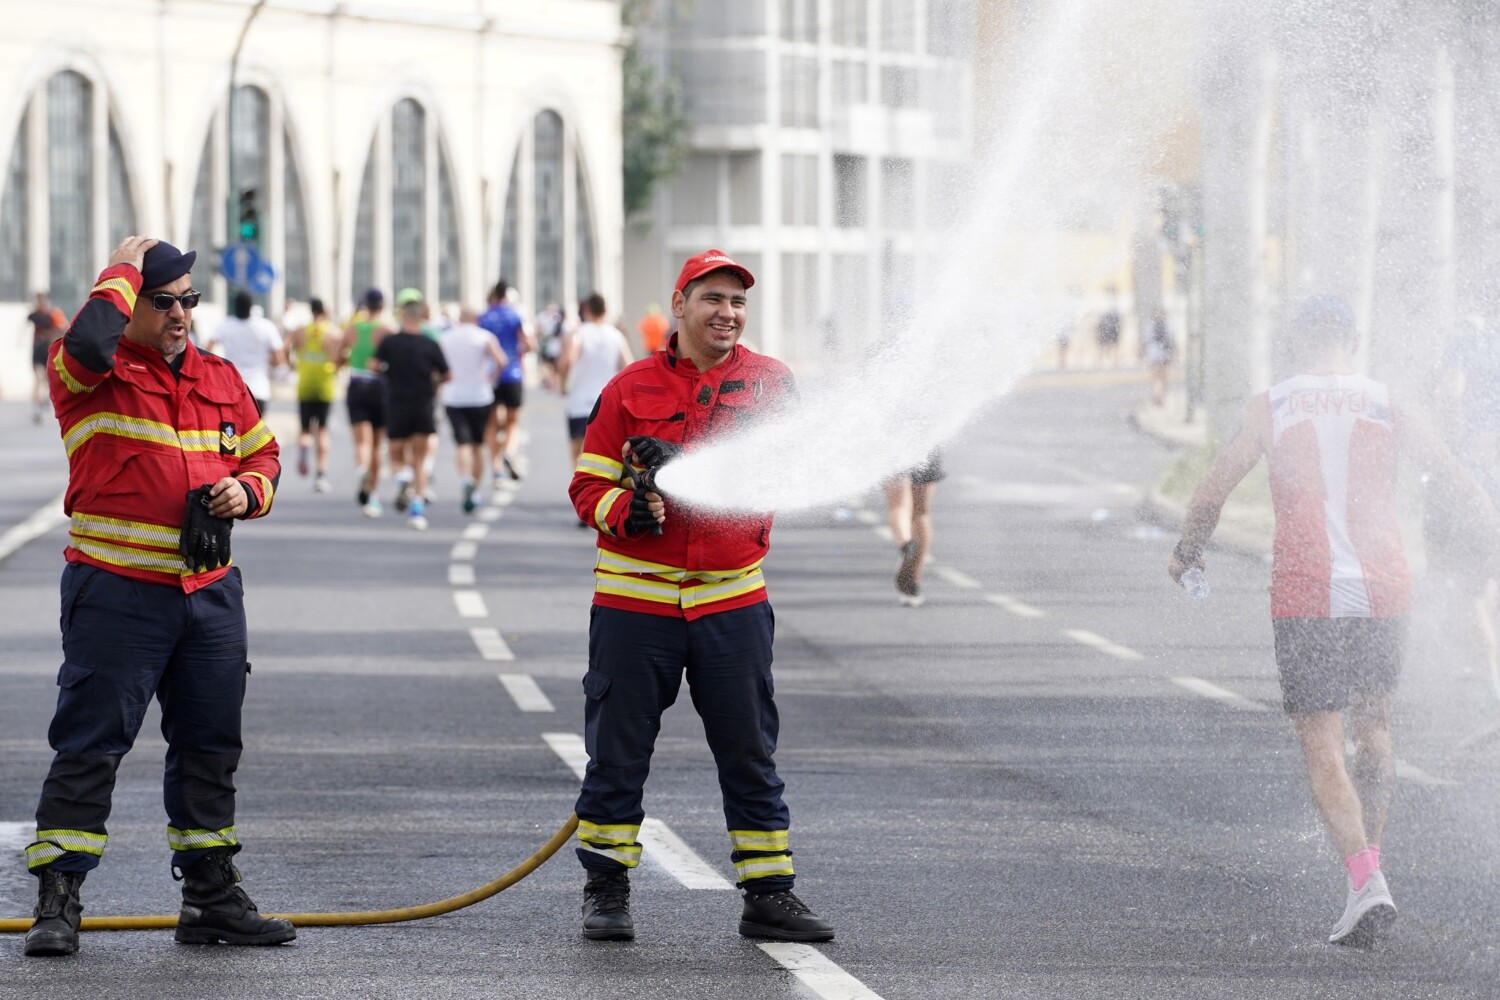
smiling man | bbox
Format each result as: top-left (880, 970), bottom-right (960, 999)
top-left (566, 249), bottom-right (833, 944)
top-left (23, 237), bottom-right (292, 957)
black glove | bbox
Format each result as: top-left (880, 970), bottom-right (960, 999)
top-left (626, 436), bottom-right (682, 470)
top-left (623, 489), bottom-right (664, 537)
top-left (180, 484), bottom-right (233, 571)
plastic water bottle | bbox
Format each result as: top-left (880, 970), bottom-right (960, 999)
top-left (1181, 567), bottom-right (1209, 600)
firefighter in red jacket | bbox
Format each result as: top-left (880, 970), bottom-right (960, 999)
top-left (567, 249), bottom-right (834, 943)
top-left (23, 236), bottom-right (294, 957)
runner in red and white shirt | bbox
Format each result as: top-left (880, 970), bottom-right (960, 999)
top-left (1169, 296), bottom-right (1500, 949)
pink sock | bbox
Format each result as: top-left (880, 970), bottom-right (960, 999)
top-left (1369, 844), bottom-right (1380, 869)
top-left (1345, 847), bottom-right (1380, 890)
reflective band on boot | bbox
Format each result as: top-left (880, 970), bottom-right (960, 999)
top-left (167, 826), bottom-right (238, 852)
top-left (576, 820), bottom-right (643, 867)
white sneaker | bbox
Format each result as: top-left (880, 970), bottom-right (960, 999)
top-left (314, 476), bottom-right (332, 493)
top-left (363, 497), bottom-right (384, 518)
top-left (408, 513), bottom-right (429, 531)
top-left (1328, 870), bottom-right (1396, 947)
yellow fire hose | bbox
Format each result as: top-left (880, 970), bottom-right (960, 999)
top-left (0, 814), bottom-right (578, 933)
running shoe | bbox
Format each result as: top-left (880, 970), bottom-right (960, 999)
top-left (314, 476), bottom-right (331, 494)
top-left (408, 498), bottom-right (428, 531)
top-left (1329, 870), bottom-right (1396, 948)
top-left (362, 497), bottom-right (384, 518)
top-left (895, 540), bottom-right (920, 597)
top-left (899, 592), bottom-right (925, 608)
top-left (462, 482), bottom-right (478, 514)
top-left (394, 480), bottom-right (414, 513)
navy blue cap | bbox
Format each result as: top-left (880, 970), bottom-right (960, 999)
top-left (139, 240), bottom-right (197, 291)
top-left (1292, 295), bottom-right (1355, 333)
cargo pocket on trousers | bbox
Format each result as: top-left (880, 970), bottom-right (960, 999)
top-left (582, 669), bottom-right (613, 701)
top-left (56, 661), bottom-right (94, 691)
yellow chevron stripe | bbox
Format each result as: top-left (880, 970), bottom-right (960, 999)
top-left (93, 276), bottom-right (138, 312)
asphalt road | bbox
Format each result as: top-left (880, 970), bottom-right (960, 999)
top-left (0, 372), bottom-right (1497, 1000)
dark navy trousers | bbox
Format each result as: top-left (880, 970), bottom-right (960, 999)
top-left (28, 563), bottom-right (250, 875)
top-left (574, 602), bottom-right (795, 892)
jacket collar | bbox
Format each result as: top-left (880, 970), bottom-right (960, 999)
top-left (664, 333), bottom-right (739, 377)
top-left (116, 336), bottom-right (203, 381)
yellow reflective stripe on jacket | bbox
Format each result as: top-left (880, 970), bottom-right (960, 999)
top-left (239, 421), bottom-right (274, 457)
top-left (594, 572), bottom-right (683, 604)
top-left (70, 512), bottom-right (179, 551)
top-left (166, 825), bottom-right (238, 851)
top-left (681, 569), bottom-right (766, 609)
top-left (728, 829), bottom-right (789, 852)
top-left (178, 429), bottom-right (222, 453)
top-left (576, 451), bottom-right (625, 481)
top-left (576, 820), bottom-right (642, 846)
top-left (64, 412), bottom-right (183, 456)
top-left (241, 470), bottom-right (276, 513)
top-left (71, 535), bottom-right (193, 575)
top-left (53, 346), bottom-right (94, 394)
top-left (594, 488), bottom-right (627, 535)
top-left (733, 854), bottom-right (795, 879)
top-left (595, 548), bottom-right (688, 582)
top-left (94, 275), bottom-right (138, 312)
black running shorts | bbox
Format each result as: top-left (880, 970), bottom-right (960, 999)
top-left (446, 404), bottom-right (494, 446)
top-left (346, 377), bottom-right (386, 430)
top-left (566, 414), bottom-right (590, 441)
top-left (387, 397), bottom-right (436, 440)
top-left (495, 381), bottom-right (524, 410)
top-left (298, 400), bottom-right (331, 432)
top-left (1272, 616), bottom-right (1406, 715)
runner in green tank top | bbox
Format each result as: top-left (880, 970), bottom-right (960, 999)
top-left (339, 289), bottom-right (391, 516)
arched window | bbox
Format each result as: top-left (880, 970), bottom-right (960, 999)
top-left (185, 84), bottom-right (313, 307)
top-left (349, 97), bottom-right (464, 305)
top-left (496, 111), bottom-right (600, 312)
top-left (0, 70), bottom-right (139, 311)
top-left (534, 110), bottom-right (564, 309)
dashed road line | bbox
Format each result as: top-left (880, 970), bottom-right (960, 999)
top-left (450, 540), bottom-right (478, 561)
top-left (933, 565), bottom-right (981, 590)
top-left (0, 491), bottom-right (68, 565)
top-left (498, 673), bottom-right (555, 712)
top-left (492, 491), bottom-right (516, 507)
top-left (478, 507), bottom-right (502, 523)
top-left (758, 943), bottom-right (886, 999)
top-left (984, 593), bottom-right (1045, 618)
top-left (853, 509), bottom-right (880, 526)
top-left (1172, 676), bottom-right (1268, 712)
top-left (872, 526), bottom-right (894, 543)
top-left (469, 627), bottom-right (514, 661)
top-left (1394, 760), bottom-right (1459, 788)
top-left (462, 523), bottom-right (489, 541)
top-left (1064, 628), bottom-right (1145, 661)
top-left (543, 733), bottom-right (732, 890)
top-left (448, 564), bottom-right (476, 586)
top-left (453, 591), bottom-right (488, 619)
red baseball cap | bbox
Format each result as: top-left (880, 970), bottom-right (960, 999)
top-left (674, 249), bottom-right (755, 294)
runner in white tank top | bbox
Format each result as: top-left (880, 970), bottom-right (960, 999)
top-left (560, 293), bottom-right (633, 467)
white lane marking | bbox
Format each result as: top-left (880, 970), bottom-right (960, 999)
top-left (499, 673), bottom-right (555, 712)
top-left (462, 523), bottom-right (489, 541)
top-left (1394, 760), bottom-right (1459, 788)
top-left (450, 540), bottom-right (478, 561)
top-left (545, 732), bottom-right (589, 779)
top-left (758, 943), bottom-right (886, 999)
top-left (853, 509), bottom-right (880, 526)
top-left (454, 591), bottom-right (488, 618)
top-left (1172, 676), bottom-right (1269, 712)
top-left (1064, 628), bottom-right (1145, 661)
top-left (470, 627), bottom-right (514, 661)
top-left (872, 526), bottom-right (894, 543)
top-left (543, 734), bottom-right (733, 890)
top-left (0, 491), bottom-right (68, 565)
top-left (933, 565), bottom-right (981, 590)
top-left (478, 507), bottom-right (502, 523)
top-left (639, 818), bottom-right (734, 890)
top-left (448, 564), bottom-right (476, 586)
top-left (492, 491), bottom-right (516, 507)
top-left (984, 593), bottom-right (1046, 619)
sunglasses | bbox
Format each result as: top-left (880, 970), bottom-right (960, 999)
top-left (148, 291), bottom-right (201, 311)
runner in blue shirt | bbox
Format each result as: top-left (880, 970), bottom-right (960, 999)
top-left (479, 280), bottom-right (533, 481)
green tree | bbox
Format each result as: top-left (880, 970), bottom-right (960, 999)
top-left (622, 0), bottom-right (691, 220)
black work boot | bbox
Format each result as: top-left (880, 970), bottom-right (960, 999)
top-left (581, 870), bottom-right (634, 941)
top-left (174, 849), bottom-right (296, 946)
top-left (739, 889), bottom-right (835, 942)
top-left (24, 869), bottom-right (86, 956)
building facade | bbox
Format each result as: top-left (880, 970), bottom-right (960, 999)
top-left (624, 0), bottom-right (974, 368)
top-left (0, 0), bottom-right (623, 399)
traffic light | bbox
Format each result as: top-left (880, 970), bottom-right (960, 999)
top-left (237, 187), bottom-right (260, 244)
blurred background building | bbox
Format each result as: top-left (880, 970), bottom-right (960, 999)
top-left (623, 0), bottom-right (976, 368)
top-left (0, 0), bottom-right (623, 399)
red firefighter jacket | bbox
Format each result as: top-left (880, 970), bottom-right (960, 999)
top-left (49, 263), bottom-right (280, 592)
top-left (568, 336), bottom-right (796, 619)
